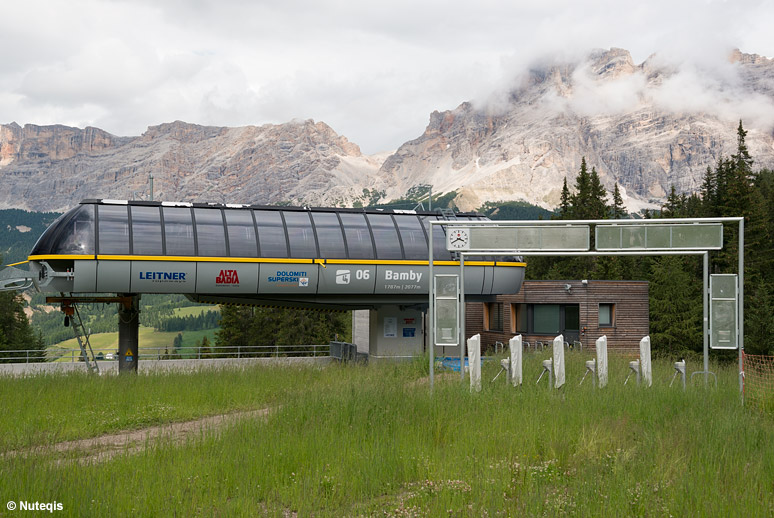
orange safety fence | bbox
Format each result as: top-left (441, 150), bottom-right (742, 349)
top-left (743, 353), bottom-right (774, 412)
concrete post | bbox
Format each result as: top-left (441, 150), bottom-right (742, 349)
top-left (118, 295), bottom-right (140, 374)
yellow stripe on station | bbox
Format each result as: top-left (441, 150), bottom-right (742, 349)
top-left (28, 254), bottom-right (526, 268)
top-left (28, 254), bottom-right (96, 261)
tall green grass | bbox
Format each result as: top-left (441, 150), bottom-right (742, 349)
top-left (1, 354), bottom-right (772, 516)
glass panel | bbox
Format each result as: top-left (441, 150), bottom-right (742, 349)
top-left (435, 299), bottom-right (458, 345)
top-left (514, 303), bottom-right (527, 333)
top-left (283, 211), bottom-right (317, 258)
top-left (711, 275), bottom-right (737, 299)
top-left (254, 210), bottom-right (288, 258)
top-left (672, 223), bottom-right (723, 249)
top-left (225, 210), bottom-right (258, 257)
top-left (339, 213), bottom-right (374, 259)
top-left (98, 205), bottom-right (130, 255)
top-left (366, 214), bottom-right (402, 260)
top-left (395, 215), bottom-right (428, 260)
top-left (564, 304), bottom-right (580, 330)
top-left (31, 211), bottom-right (70, 255)
top-left (533, 304), bottom-right (560, 334)
top-left (311, 212), bottom-right (346, 259)
top-left (194, 208), bottom-right (227, 257)
top-left (163, 207), bottom-right (195, 256)
top-left (488, 303), bottom-right (503, 332)
top-left (647, 226), bottom-right (671, 248)
top-left (51, 204), bottom-right (95, 255)
top-left (131, 206), bottom-right (163, 256)
top-left (595, 226), bottom-right (621, 249)
top-left (598, 304), bottom-right (612, 326)
top-left (435, 275), bottom-right (458, 298)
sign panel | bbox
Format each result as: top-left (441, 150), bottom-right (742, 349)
top-left (596, 223), bottom-right (723, 251)
top-left (434, 274), bottom-right (459, 346)
top-left (447, 226), bottom-right (590, 252)
top-left (710, 274), bottom-right (738, 350)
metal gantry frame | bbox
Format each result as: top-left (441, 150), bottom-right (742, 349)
top-left (428, 217), bottom-right (745, 395)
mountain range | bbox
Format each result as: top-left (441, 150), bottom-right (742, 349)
top-left (1, 48), bottom-right (773, 213)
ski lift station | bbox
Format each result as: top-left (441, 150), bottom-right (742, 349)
top-left (2, 199), bottom-right (743, 389)
top-left (4, 199), bottom-right (526, 371)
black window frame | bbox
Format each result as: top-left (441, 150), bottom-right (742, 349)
top-left (162, 206), bottom-right (196, 256)
top-left (194, 207), bottom-right (228, 257)
top-left (366, 213), bottom-right (404, 260)
top-left (131, 205), bottom-right (164, 256)
top-left (338, 212), bottom-right (375, 260)
top-left (97, 204), bottom-right (131, 255)
top-left (598, 303), bottom-right (615, 327)
top-left (282, 210), bottom-right (319, 259)
top-left (254, 209), bottom-right (289, 259)
top-left (311, 211), bottom-right (347, 259)
top-left (48, 204), bottom-right (96, 256)
top-left (224, 208), bottom-right (259, 258)
top-left (394, 214), bottom-right (428, 260)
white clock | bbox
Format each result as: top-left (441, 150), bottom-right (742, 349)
top-left (447, 228), bottom-right (470, 250)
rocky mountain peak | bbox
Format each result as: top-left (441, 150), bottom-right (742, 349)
top-left (588, 47), bottom-right (636, 77)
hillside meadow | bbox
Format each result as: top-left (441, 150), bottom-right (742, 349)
top-left (0, 353), bottom-right (772, 516)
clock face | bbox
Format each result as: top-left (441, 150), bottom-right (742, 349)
top-left (448, 228), bottom-right (470, 250)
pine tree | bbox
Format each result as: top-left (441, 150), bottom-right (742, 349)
top-left (588, 167), bottom-right (609, 220)
top-left (569, 157), bottom-right (592, 219)
top-left (559, 178), bottom-right (571, 218)
top-left (0, 288), bottom-right (44, 361)
top-left (611, 183), bottom-right (626, 219)
top-left (700, 165), bottom-right (716, 216)
top-left (649, 256), bottom-right (702, 355)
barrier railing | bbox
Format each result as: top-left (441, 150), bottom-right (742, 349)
top-left (0, 344), bottom-right (330, 363)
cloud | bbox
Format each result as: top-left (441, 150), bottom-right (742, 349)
top-left (1, 0), bottom-right (773, 153)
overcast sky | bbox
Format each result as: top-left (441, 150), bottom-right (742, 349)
top-left (1, 0), bottom-right (772, 154)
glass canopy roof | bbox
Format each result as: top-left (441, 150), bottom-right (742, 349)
top-left (31, 200), bottom-right (488, 261)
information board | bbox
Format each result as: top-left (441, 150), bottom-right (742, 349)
top-left (596, 223), bottom-right (723, 251)
top-left (434, 275), bottom-right (459, 346)
top-left (710, 274), bottom-right (738, 350)
top-left (446, 226), bottom-right (590, 252)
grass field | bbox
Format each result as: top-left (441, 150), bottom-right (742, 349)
top-left (1, 353), bottom-right (772, 516)
top-left (172, 305), bottom-right (220, 318)
top-left (49, 327), bottom-right (219, 360)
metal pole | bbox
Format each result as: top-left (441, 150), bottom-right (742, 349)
top-left (118, 295), bottom-right (140, 374)
top-left (429, 222), bottom-right (435, 391)
top-left (704, 252), bottom-right (709, 386)
top-left (739, 218), bottom-right (744, 397)
top-left (460, 253), bottom-right (466, 382)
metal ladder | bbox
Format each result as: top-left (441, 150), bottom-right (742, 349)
top-left (437, 208), bottom-right (460, 259)
top-left (62, 301), bottom-right (100, 374)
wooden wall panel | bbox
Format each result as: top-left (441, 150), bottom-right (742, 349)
top-left (466, 280), bottom-right (649, 352)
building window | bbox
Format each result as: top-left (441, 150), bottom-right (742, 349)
top-left (599, 303), bottom-right (614, 327)
top-left (485, 303), bottom-right (504, 332)
top-left (533, 304), bottom-right (561, 334)
top-left (512, 303), bottom-right (527, 333)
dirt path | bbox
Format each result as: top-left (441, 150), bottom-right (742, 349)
top-left (8, 407), bottom-right (274, 465)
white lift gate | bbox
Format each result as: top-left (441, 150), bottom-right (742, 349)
top-left (428, 217), bottom-right (745, 398)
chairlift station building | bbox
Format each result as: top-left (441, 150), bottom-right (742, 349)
top-left (22, 199), bottom-right (527, 368)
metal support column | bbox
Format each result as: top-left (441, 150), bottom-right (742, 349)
top-left (460, 253), bottom-right (466, 382)
top-left (703, 252), bottom-right (709, 385)
top-left (118, 294), bottom-right (140, 374)
top-left (739, 218), bottom-right (745, 398)
top-left (428, 232), bottom-right (435, 391)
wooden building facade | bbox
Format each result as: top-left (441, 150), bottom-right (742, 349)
top-left (465, 280), bottom-right (649, 352)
